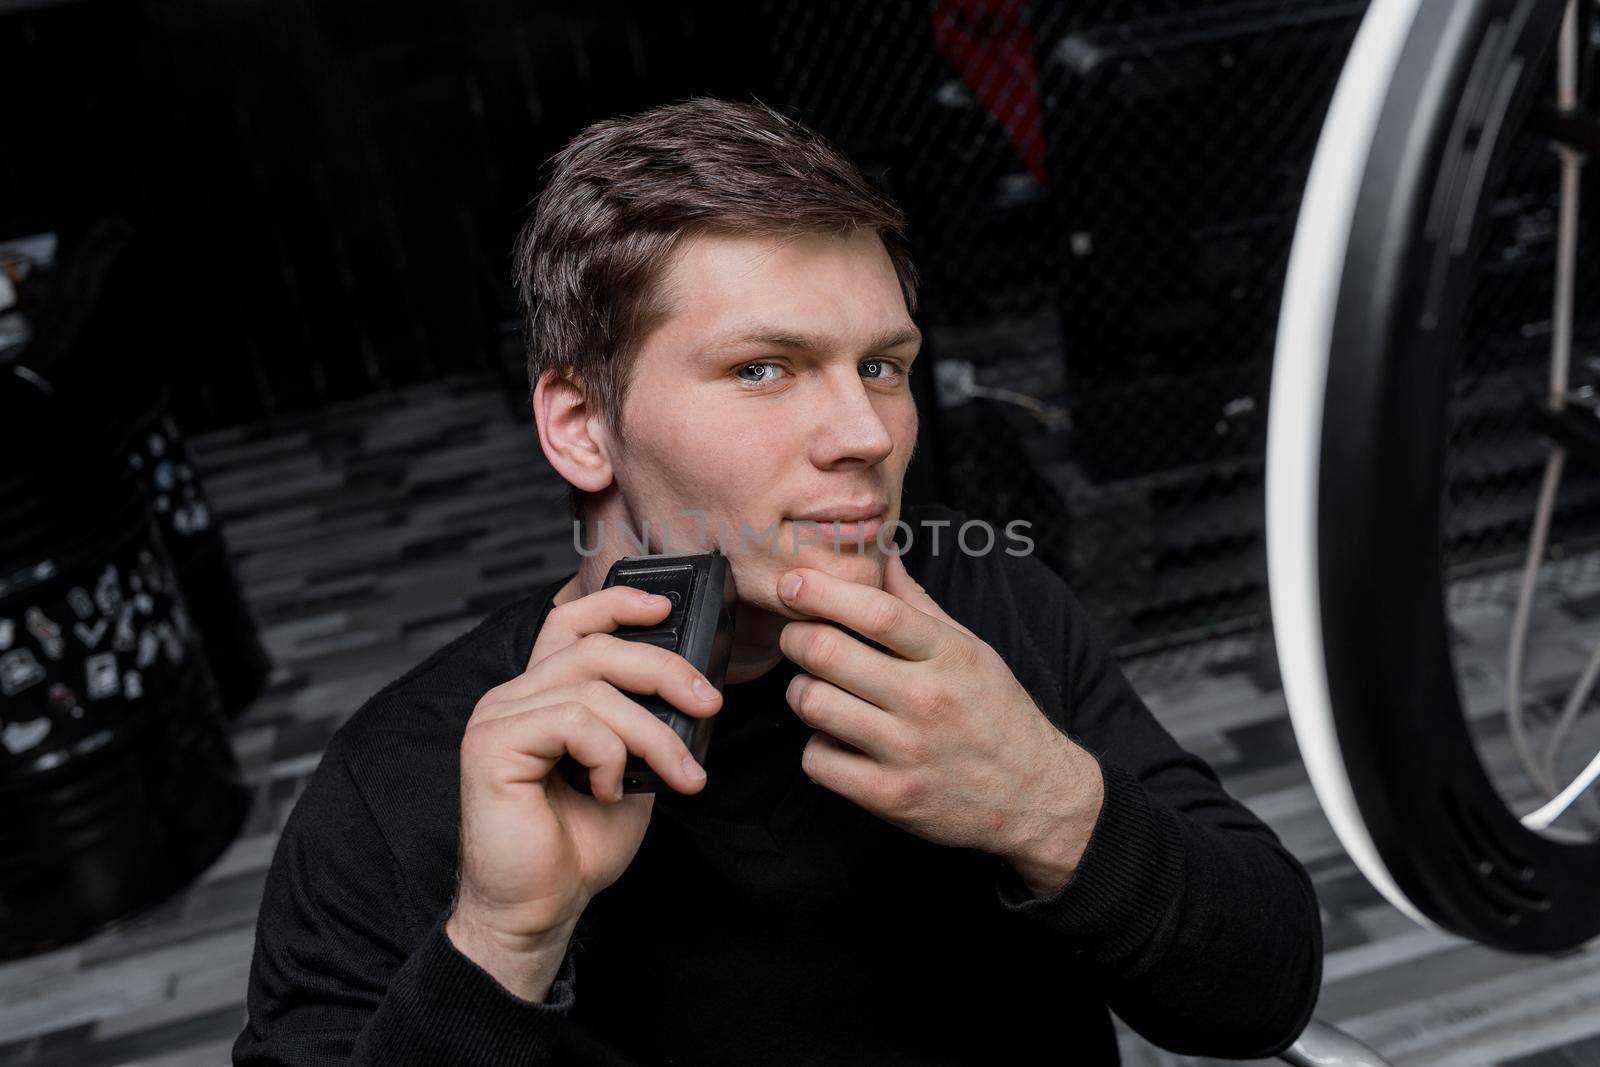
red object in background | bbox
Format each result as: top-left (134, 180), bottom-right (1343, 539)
top-left (931, 0), bottom-right (1050, 188)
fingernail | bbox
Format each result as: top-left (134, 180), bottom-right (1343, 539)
top-left (681, 754), bottom-right (706, 781)
top-left (692, 676), bottom-right (716, 701)
top-left (780, 573), bottom-right (803, 600)
top-left (639, 590), bottom-right (663, 603)
top-left (613, 781), bottom-right (625, 801)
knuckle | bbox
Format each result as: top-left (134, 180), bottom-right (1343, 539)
top-left (462, 717), bottom-right (516, 767)
top-left (807, 628), bottom-right (839, 669)
top-left (799, 738), bottom-right (824, 779)
top-left (801, 681), bottom-right (825, 721)
top-left (903, 678), bottom-right (943, 716)
top-left (645, 707), bottom-right (681, 743)
top-left (861, 776), bottom-right (894, 812)
top-left (602, 730), bottom-right (628, 760)
top-left (937, 638), bottom-right (973, 675)
top-left (555, 700), bottom-right (590, 728)
top-left (785, 676), bottom-right (804, 714)
top-left (884, 772), bottom-right (924, 812)
top-left (893, 724), bottom-right (925, 765)
top-left (944, 637), bottom-right (975, 670)
top-left (962, 639), bottom-right (994, 672)
top-left (787, 676), bottom-right (814, 719)
top-left (866, 597), bottom-right (903, 637)
top-left (576, 631), bottom-right (611, 657)
top-left (541, 602), bottom-right (572, 630)
top-left (902, 769), bottom-right (930, 805)
top-left (471, 685), bottom-right (510, 719)
top-left (460, 720), bottom-right (491, 758)
top-left (640, 642), bottom-right (679, 671)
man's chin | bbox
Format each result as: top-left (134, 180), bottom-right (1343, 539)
top-left (724, 549), bottom-right (882, 610)
top-left (789, 545), bottom-right (886, 584)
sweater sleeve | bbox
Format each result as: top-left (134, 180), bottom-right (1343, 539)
top-left (990, 578), bottom-right (1323, 1061)
top-left (233, 738), bottom-right (578, 1065)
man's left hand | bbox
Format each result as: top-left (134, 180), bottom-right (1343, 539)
top-left (777, 554), bottom-right (1105, 896)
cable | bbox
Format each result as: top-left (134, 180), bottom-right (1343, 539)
top-left (1525, 738), bottom-right (1600, 829)
top-left (966, 384), bottom-right (1069, 428)
top-left (1506, 446), bottom-right (1566, 800)
top-left (1537, 0), bottom-right (1593, 790)
top-left (934, 359), bottom-right (1071, 430)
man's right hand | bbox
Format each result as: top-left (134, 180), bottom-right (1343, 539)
top-left (445, 585), bottom-right (723, 1001)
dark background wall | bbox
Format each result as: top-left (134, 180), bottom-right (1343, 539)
top-left (2, 0), bottom-right (773, 426)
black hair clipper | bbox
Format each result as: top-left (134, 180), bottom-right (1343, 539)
top-left (556, 549), bottom-right (737, 795)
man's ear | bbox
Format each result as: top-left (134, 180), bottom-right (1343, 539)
top-left (532, 369), bottom-right (615, 495)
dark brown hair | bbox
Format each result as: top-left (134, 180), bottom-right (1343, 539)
top-left (513, 95), bottom-right (919, 519)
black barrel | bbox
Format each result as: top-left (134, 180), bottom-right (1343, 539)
top-left (16, 218), bottom-right (271, 719)
top-left (0, 369), bottom-right (250, 960)
top-left (123, 399), bottom-right (271, 718)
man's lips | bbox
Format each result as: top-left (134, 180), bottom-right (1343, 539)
top-left (787, 502), bottom-right (888, 524)
top-left (784, 509), bottom-right (887, 543)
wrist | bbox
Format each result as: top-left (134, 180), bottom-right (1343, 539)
top-left (1000, 738), bottom-right (1105, 897)
top-left (445, 904), bottom-right (577, 1003)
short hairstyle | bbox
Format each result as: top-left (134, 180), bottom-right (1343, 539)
top-left (513, 95), bottom-right (920, 520)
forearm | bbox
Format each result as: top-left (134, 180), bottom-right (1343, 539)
top-left (973, 546), bottom-right (1323, 1055)
top-left (995, 757), bottom-right (1323, 1058)
top-left (1106, 803), bottom-right (1322, 1058)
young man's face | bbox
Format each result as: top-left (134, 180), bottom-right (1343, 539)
top-left (600, 227), bottom-right (920, 619)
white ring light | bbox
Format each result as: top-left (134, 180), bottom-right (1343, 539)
top-left (1269, 0), bottom-right (1434, 932)
top-left (1269, 0), bottom-right (1599, 953)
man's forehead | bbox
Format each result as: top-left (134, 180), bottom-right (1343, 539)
top-left (650, 230), bottom-right (917, 356)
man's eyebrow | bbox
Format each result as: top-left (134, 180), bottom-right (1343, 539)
top-left (702, 324), bottom-right (923, 355)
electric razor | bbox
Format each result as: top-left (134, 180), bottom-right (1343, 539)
top-left (556, 549), bottom-right (736, 795)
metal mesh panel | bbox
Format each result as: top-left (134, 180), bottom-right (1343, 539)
top-left (768, 0), bottom-right (1600, 680)
top-left (768, 0), bottom-right (1368, 659)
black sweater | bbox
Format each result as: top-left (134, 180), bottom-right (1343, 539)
top-left (234, 504), bottom-right (1322, 1065)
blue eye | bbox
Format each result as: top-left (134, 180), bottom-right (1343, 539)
top-left (737, 362), bottom-right (780, 385)
top-left (861, 359), bottom-right (901, 380)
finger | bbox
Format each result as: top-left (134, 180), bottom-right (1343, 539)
top-left (776, 566), bottom-right (945, 661)
top-left (779, 620), bottom-right (910, 712)
top-left (497, 630), bottom-right (723, 718)
top-left (786, 673), bottom-right (903, 762)
top-left (526, 679), bottom-right (711, 793)
top-left (463, 700), bottom-right (630, 800)
top-left (882, 553), bottom-right (976, 639)
top-left (801, 730), bottom-right (884, 805)
top-left (561, 633), bottom-right (723, 716)
top-left (526, 585), bottom-right (675, 669)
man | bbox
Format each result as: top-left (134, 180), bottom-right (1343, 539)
top-left (236, 96), bottom-right (1321, 1065)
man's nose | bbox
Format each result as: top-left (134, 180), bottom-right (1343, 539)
top-left (806, 370), bottom-right (897, 467)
